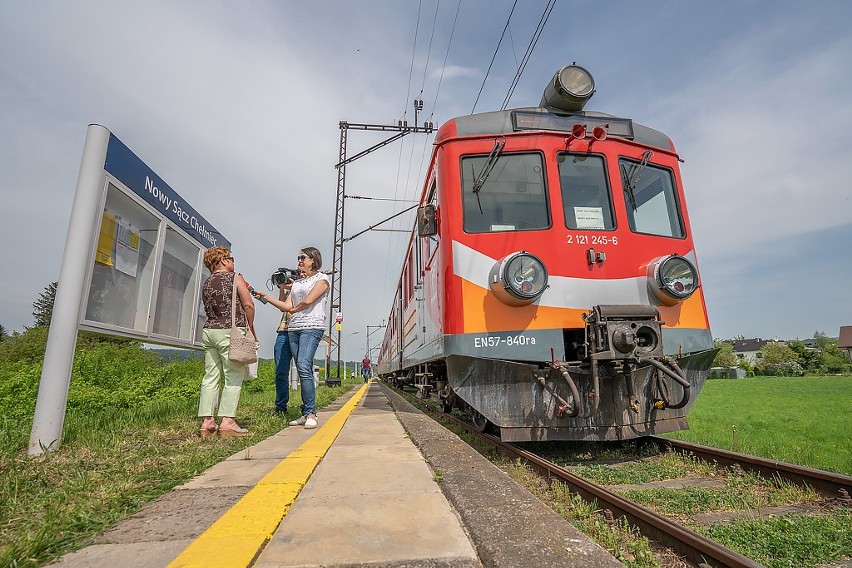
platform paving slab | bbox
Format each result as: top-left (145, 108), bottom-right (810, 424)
top-left (49, 541), bottom-right (193, 568)
top-left (254, 386), bottom-right (479, 568)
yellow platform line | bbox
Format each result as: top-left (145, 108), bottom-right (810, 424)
top-left (168, 383), bottom-right (370, 568)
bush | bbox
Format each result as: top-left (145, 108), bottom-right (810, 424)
top-left (0, 327), bottom-right (49, 365)
top-left (760, 361), bottom-right (804, 377)
top-left (0, 329), bottom-right (209, 421)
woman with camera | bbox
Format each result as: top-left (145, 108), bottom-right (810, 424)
top-left (253, 247), bottom-right (329, 429)
top-left (199, 246), bottom-right (255, 437)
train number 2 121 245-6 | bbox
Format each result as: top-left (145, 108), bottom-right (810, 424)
top-left (567, 234), bottom-right (619, 245)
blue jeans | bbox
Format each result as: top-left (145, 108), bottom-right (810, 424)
top-left (289, 328), bottom-right (324, 417)
top-left (273, 331), bottom-right (292, 412)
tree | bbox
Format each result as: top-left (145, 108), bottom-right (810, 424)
top-left (757, 342), bottom-right (803, 376)
top-left (712, 339), bottom-right (738, 368)
top-left (0, 323), bottom-right (8, 342)
top-left (33, 281), bottom-right (58, 328)
top-left (811, 331), bottom-right (851, 374)
top-left (788, 340), bottom-right (821, 372)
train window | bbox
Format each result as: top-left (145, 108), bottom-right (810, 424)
top-left (557, 154), bottom-right (615, 230)
top-left (460, 152), bottom-right (550, 233)
top-left (619, 158), bottom-right (685, 238)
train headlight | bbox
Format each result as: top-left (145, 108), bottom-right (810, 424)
top-left (489, 251), bottom-right (548, 306)
top-left (647, 254), bottom-right (698, 306)
top-left (540, 64), bottom-right (596, 112)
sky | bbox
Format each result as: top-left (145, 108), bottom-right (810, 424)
top-left (1, 0), bottom-right (851, 362)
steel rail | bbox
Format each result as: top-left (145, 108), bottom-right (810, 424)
top-left (652, 437), bottom-right (852, 500)
top-left (414, 400), bottom-right (763, 568)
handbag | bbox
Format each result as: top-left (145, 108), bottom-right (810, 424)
top-left (228, 275), bottom-right (259, 364)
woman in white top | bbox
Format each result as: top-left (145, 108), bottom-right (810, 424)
top-left (254, 247), bottom-right (329, 429)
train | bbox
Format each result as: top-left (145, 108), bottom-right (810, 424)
top-left (376, 64), bottom-right (717, 442)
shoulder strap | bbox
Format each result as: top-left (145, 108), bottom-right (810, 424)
top-left (230, 273), bottom-right (238, 328)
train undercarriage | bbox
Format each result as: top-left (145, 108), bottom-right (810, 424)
top-left (384, 305), bottom-right (718, 442)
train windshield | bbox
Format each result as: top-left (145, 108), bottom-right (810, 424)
top-left (618, 158), bottom-right (685, 238)
top-left (460, 152), bottom-right (550, 233)
top-left (557, 153), bottom-right (615, 230)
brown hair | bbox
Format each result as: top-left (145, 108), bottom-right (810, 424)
top-left (203, 246), bottom-right (231, 272)
top-left (301, 246), bottom-right (322, 271)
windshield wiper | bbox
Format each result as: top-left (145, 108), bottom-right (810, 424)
top-left (472, 138), bottom-right (506, 213)
top-left (621, 150), bottom-right (653, 211)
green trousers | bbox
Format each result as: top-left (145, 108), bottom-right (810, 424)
top-left (198, 328), bottom-right (247, 418)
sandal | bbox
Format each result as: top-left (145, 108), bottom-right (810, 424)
top-left (199, 425), bottom-right (218, 438)
top-left (219, 426), bottom-right (249, 437)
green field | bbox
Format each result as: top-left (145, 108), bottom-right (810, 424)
top-left (666, 375), bottom-right (852, 475)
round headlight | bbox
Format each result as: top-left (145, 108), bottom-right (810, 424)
top-left (540, 64), bottom-right (596, 112)
top-left (647, 255), bottom-right (698, 305)
top-left (557, 65), bottom-right (595, 99)
top-left (489, 251), bottom-right (548, 306)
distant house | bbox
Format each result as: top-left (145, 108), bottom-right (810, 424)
top-left (730, 338), bottom-right (785, 365)
top-left (839, 326), bottom-right (852, 361)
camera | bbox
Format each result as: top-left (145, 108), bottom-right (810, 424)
top-left (271, 267), bottom-right (300, 287)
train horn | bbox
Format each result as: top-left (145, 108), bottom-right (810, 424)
top-left (592, 125), bottom-right (608, 141)
top-left (564, 123), bottom-right (587, 147)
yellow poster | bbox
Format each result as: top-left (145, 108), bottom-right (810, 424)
top-left (96, 210), bottom-right (117, 266)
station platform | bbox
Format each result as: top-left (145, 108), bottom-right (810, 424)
top-left (51, 381), bottom-right (620, 568)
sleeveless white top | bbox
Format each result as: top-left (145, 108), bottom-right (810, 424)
top-left (288, 272), bottom-right (329, 330)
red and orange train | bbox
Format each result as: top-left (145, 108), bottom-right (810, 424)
top-left (377, 64), bottom-right (716, 442)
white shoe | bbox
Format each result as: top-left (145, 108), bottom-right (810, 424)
top-left (304, 416), bottom-right (318, 429)
top-left (289, 416), bottom-right (307, 426)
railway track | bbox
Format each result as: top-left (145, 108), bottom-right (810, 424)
top-left (396, 386), bottom-right (851, 568)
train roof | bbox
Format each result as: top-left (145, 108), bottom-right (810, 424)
top-left (438, 107), bottom-right (675, 153)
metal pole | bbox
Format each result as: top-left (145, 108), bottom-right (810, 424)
top-left (327, 125), bottom-right (347, 387)
top-left (326, 115), bottom-right (433, 387)
top-left (29, 124), bottom-right (110, 456)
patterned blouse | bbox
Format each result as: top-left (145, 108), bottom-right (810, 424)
top-left (202, 271), bottom-right (247, 329)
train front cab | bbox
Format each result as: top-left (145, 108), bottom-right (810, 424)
top-left (421, 109), bottom-right (717, 442)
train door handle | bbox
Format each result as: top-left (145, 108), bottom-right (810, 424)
top-left (587, 248), bottom-right (606, 266)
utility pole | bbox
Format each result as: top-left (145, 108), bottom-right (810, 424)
top-left (325, 100), bottom-right (433, 386)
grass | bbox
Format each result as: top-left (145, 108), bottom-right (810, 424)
top-left (0, 364), bottom-right (360, 568)
top-left (621, 472), bottom-right (820, 516)
top-left (703, 510), bottom-right (852, 568)
top-left (664, 375), bottom-right (852, 475)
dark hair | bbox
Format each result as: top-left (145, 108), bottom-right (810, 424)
top-left (301, 247), bottom-right (322, 270)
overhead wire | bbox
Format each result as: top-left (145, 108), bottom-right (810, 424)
top-left (385, 0), bottom-right (461, 299)
top-left (471, 0), bottom-right (518, 114)
top-left (418, 0), bottom-right (442, 97)
top-left (500, 0), bottom-right (557, 111)
top-left (401, 0), bottom-right (423, 121)
top-left (384, 0), bottom-right (425, 290)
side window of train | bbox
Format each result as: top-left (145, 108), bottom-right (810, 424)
top-left (460, 152), bottom-right (550, 233)
top-left (619, 158), bottom-right (685, 238)
top-left (557, 153), bottom-right (615, 230)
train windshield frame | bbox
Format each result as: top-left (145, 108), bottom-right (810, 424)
top-left (460, 151), bottom-right (551, 233)
top-left (557, 153), bottom-right (616, 231)
top-left (619, 157), bottom-right (685, 238)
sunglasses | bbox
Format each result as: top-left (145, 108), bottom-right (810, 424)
top-left (297, 255), bottom-right (309, 261)
top-left (224, 256), bottom-right (234, 262)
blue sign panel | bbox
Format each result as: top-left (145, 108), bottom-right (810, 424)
top-left (104, 134), bottom-right (230, 249)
